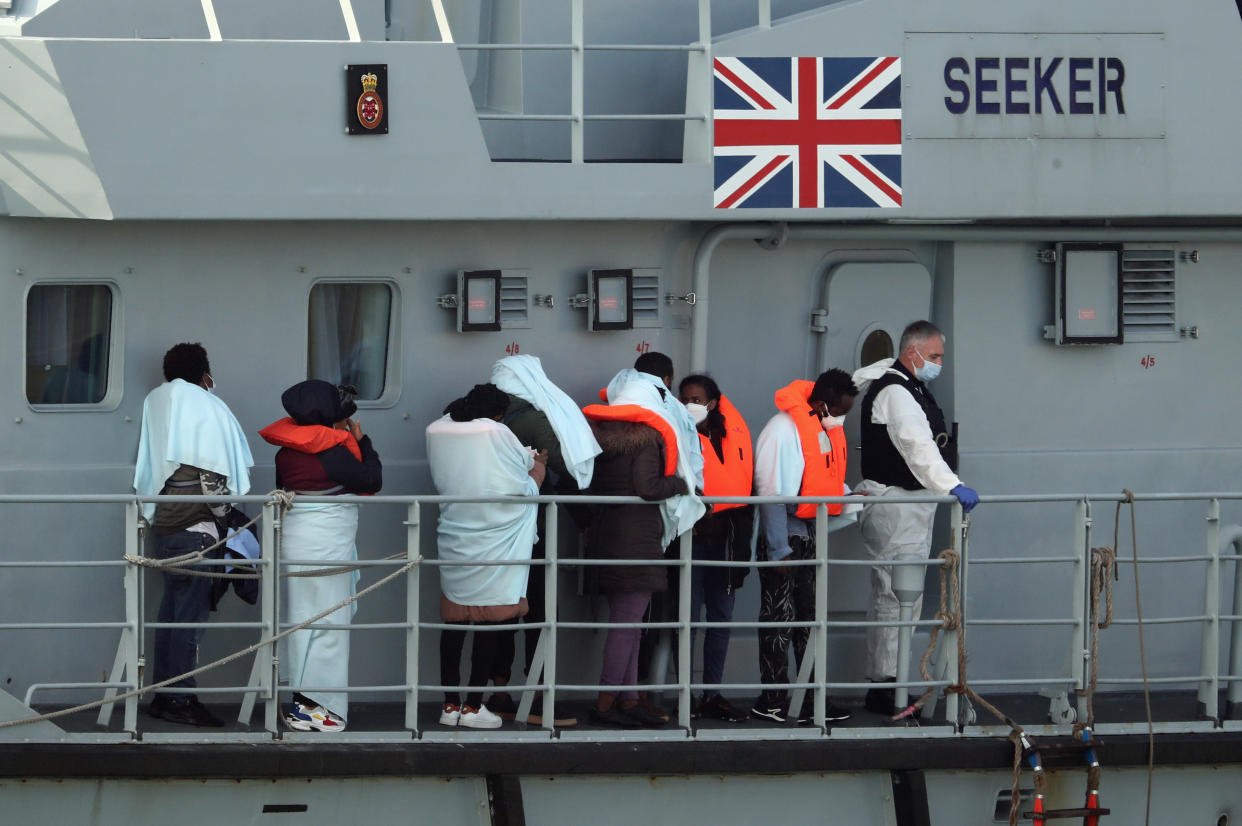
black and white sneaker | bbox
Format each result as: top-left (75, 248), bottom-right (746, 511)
top-left (749, 702), bottom-right (789, 724)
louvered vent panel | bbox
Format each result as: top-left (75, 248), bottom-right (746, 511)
top-left (632, 272), bottom-right (661, 328)
top-left (500, 273), bottom-right (530, 329)
top-left (1121, 250), bottom-right (1176, 341)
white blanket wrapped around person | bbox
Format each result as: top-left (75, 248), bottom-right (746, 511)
top-left (134, 377), bottom-right (254, 521)
top-left (603, 368), bottom-right (705, 547)
top-left (490, 353), bottom-right (602, 489)
top-left (426, 415), bottom-right (540, 621)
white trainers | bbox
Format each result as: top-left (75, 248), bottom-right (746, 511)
top-left (439, 703), bottom-right (462, 726)
top-left (459, 703), bottom-right (503, 729)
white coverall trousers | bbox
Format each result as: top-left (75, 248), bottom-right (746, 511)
top-left (280, 502), bottom-right (359, 719)
top-left (855, 480), bottom-right (937, 681)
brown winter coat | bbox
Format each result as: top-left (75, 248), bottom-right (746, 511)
top-left (588, 419), bottom-right (688, 593)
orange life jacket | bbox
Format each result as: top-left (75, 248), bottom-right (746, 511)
top-left (259, 417), bottom-right (363, 461)
top-left (773, 380), bottom-right (846, 518)
top-left (699, 395), bottom-right (753, 513)
top-left (581, 403), bottom-right (679, 477)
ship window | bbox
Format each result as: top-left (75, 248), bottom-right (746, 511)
top-left (308, 282), bottom-right (394, 402)
top-left (860, 328), bottom-right (894, 365)
top-left (25, 284), bottom-right (113, 405)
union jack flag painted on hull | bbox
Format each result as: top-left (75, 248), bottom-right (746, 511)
top-left (713, 57), bottom-right (902, 209)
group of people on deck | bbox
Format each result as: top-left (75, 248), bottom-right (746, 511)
top-left (133, 320), bottom-right (979, 732)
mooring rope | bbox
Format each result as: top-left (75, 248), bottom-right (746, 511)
top-left (1118, 489), bottom-right (1154, 826)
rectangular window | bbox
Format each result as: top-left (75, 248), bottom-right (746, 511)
top-left (308, 282), bottom-right (393, 401)
top-left (26, 284), bottom-right (113, 405)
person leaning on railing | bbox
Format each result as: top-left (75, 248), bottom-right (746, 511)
top-left (259, 380), bottom-right (382, 734)
top-left (678, 373), bottom-right (754, 724)
top-left (426, 383), bottom-right (546, 731)
top-left (751, 368), bottom-right (858, 725)
top-left (583, 365), bottom-right (699, 728)
top-left (133, 342), bottom-right (254, 728)
top-left (852, 320), bottom-right (980, 717)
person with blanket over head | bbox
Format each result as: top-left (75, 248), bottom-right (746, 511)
top-left (134, 343), bottom-right (254, 728)
top-left (260, 380), bottom-right (382, 733)
top-left (582, 367), bottom-right (704, 727)
top-left (426, 383), bottom-right (545, 730)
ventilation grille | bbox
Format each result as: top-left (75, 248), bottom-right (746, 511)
top-left (1121, 249), bottom-right (1176, 340)
top-left (632, 271), bottom-right (661, 328)
top-left (500, 273), bottom-right (530, 329)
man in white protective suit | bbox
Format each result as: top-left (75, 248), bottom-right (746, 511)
top-left (853, 320), bottom-right (979, 717)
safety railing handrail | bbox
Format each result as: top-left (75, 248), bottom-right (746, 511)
top-left (3, 490), bottom-right (1241, 741)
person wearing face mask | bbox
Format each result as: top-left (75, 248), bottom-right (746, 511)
top-left (134, 343), bottom-right (254, 728)
top-left (852, 320), bottom-right (979, 717)
top-left (750, 368), bottom-right (859, 725)
top-left (678, 375), bottom-right (754, 723)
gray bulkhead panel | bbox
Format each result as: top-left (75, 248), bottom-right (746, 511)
top-left (0, 0), bottom-right (1239, 220)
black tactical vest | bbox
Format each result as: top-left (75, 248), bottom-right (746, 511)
top-left (860, 361), bottom-right (956, 490)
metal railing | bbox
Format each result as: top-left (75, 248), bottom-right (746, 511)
top-left (2, 490), bottom-right (1241, 742)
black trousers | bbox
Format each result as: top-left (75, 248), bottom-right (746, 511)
top-left (440, 621), bottom-right (505, 707)
top-left (756, 535), bottom-right (816, 706)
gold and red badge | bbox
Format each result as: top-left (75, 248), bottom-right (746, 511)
top-left (356, 72), bottom-right (383, 130)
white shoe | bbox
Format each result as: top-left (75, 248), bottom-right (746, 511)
top-left (439, 703), bottom-right (462, 726)
top-left (459, 703), bottom-right (503, 729)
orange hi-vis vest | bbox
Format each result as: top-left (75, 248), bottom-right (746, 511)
top-left (773, 380), bottom-right (847, 518)
top-left (259, 417), bottom-right (363, 461)
top-left (582, 402), bottom-right (679, 477)
top-left (699, 395), bottom-right (753, 513)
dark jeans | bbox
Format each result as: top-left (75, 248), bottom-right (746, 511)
top-left (440, 622), bottom-right (505, 707)
top-left (757, 535), bottom-right (815, 706)
top-left (151, 529), bottom-right (216, 704)
top-left (691, 535), bottom-right (736, 694)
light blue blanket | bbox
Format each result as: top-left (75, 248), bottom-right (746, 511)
top-left (133, 379), bottom-right (254, 521)
top-left (491, 354), bottom-right (601, 489)
top-left (604, 368), bottom-right (705, 546)
top-left (426, 416), bottom-right (539, 607)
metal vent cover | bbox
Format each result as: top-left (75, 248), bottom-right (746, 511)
top-left (500, 272), bottom-right (530, 329)
top-left (632, 269), bottom-right (661, 328)
top-left (1121, 249), bottom-right (1176, 341)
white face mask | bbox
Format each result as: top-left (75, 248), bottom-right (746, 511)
top-left (820, 413), bottom-right (846, 432)
top-left (205, 375), bottom-right (217, 395)
top-left (685, 403), bottom-right (709, 425)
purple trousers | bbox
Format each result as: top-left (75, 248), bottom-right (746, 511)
top-left (599, 590), bottom-right (652, 700)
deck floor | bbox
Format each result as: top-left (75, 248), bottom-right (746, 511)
top-left (30, 689), bottom-right (1236, 738)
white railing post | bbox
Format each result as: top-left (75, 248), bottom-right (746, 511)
top-left (261, 499), bottom-right (280, 735)
top-left (1228, 527), bottom-right (1242, 716)
top-left (681, 0), bottom-right (712, 163)
top-left (1198, 499), bottom-right (1221, 720)
top-left (814, 503), bottom-right (829, 727)
top-left (945, 502), bottom-right (965, 728)
top-left (543, 502), bottom-right (559, 732)
top-left (124, 502), bottom-right (142, 733)
top-left (405, 501), bottom-right (422, 733)
top-left (677, 528), bottom-right (693, 730)
top-left (98, 502), bottom-right (143, 732)
top-left (570, 0), bottom-right (584, 163)
top-left (1069, 499), bottom-right (1091, 723)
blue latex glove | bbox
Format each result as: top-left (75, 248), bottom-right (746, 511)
top-left (951, 484), bottom-right (979, 513)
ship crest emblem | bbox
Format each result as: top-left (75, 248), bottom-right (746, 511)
top-left (356, 72), bottom-right (384, 130)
